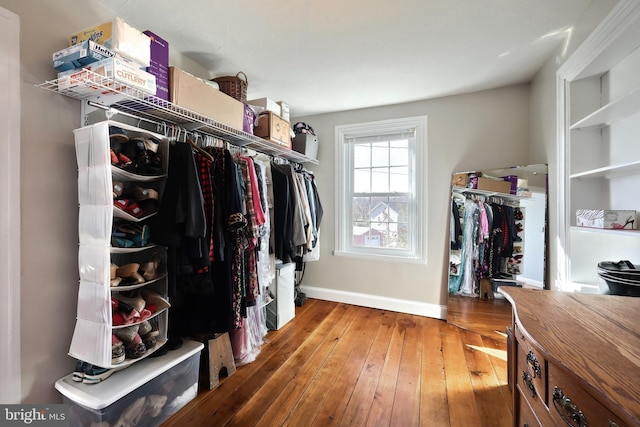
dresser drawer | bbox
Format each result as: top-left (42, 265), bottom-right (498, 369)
top-left (517, 391), bottom-right (542, 427)
top-left (548, 363), bottom-right (627, 427)
top-left (516, 342), bottom-right (548, 419)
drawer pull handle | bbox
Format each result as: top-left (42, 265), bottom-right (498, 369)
top-left (526, 350), bottom-right (541, 378)
top-left (522, 371), bottom-right (536, 398)
top-left (609, 422), bottom-right (619, 427)
top-left (552, 386), bottom-right (587, 426)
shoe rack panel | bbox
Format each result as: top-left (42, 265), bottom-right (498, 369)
top-left (71, 119), bottom-right (171, 369)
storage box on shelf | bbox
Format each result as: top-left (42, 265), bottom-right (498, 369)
top-left (56, 340), bottom-right (204, 427)
top-left (169, 66), bottom-right (244, 130)
top-left (72, 120), bottom-right (171, 368)
top-left (69, 17), bottom-right (151, 68)
top-left (292, 132), bottom-right (318, 160)
top-left (253, 111), bottom-right (291, 149)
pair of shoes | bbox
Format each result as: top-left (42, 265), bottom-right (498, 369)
top-left (122, 186), bottom-right (159, 202)
top-left (113, 180), bottom-right (124, 199)
top-left (140, 252), bottom-right (161, 281)
top-left (72, 360), bottom-right (86, 382)
top-left (116, 138), bottom-right (163, 176)
top-left (111, 220), bottom-right (151, 248)
top-left (112, 334), bottom-right (125, 365)
top-left (514, 208), bottom-right (523, 220)
top-left (83, 365), bottom-right (114, 384)
top-left (115, 290), bottom-right (146, 312)
top-left (138, 320), bottom-right (158, 349)
top-left (114, 198), bottom-right (158, 219)
top-left (114, 263), bottom-right (145, 285)
top-left (81, 363), bottom-right (114, 384)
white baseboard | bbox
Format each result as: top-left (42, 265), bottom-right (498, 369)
top-left (298, 285), bottom-right (447, 320)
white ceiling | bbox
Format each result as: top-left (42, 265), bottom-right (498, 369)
top-left (95, 0), bottom-right (594, 117)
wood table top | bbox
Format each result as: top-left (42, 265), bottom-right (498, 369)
top-left (498, 287), bottom-right (640, 425)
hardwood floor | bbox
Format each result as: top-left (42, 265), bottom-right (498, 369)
top-left (163, 298), bottom-right (512, 427)
top-left (446, 294), bottom-right (512, 342)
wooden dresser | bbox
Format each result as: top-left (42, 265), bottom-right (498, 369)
top-left (498, 287), bottom-right (640, 426)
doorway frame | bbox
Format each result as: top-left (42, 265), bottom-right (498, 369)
top-left (0, 5), bottom-right (22, 403)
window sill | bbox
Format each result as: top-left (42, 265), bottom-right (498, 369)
top-left (333, 250), bottom-right (426, 264)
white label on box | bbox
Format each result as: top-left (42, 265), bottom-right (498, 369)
top-left (58, 56), bottom-right (156, 95)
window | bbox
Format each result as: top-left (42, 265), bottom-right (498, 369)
top-left (335, 116), bottom-right (427, 262)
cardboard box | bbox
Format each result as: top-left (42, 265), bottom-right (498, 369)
top-left (69, 17), bottom-right (151, 67)
top-left (53, 40), bottom-right (115, 72)
top-left (277, 101), bottom-right (290, 121)
top-left (292, 133), bottom-right (318, 159)
top-left (169, 67), bottom-right (244, 130)
top-left (143, 31), bottom-right (169, 100)
top-left (58, 56), bottom-right (157, 95)
top-left (475, 177), bottom-right (512, 194)
top-left (254, 112), bottom-right (291, 148)
top-left (501, 175), bottom-right (518, 195)
top-left (247, 98), bottom-right (281, 116)
top-left (452, 173), bottom-right (469, 188)
top-left (576, 209), bottom-right (636, 229)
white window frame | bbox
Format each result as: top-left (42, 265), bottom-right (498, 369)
top-left (335, 116), bottom-right (427, 263)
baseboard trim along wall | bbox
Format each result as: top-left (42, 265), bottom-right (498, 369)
top-left (299, 285), bottom-right (447, 320)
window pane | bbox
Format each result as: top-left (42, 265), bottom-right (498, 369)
top-left (389, 142), bottom-right (408, 166)
top-left (371, 167), bottom-right (389, 192)
top-left (389, 196), bottom-right (409, 222)
top-left (352, 197), bottom-right (372, 223)
top-left (371, 142), bottom-right (389, 167)
top-left (389, 166), bottom-right (408, 192)
top-left (352, 226), bottom-right (383, 248)
top-left (354, 144), bottom-right (370, 168)
top-left (353, 169), bottom-right (370, 193)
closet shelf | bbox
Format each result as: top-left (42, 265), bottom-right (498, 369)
top-left (570, 85), bottom-right (640, 129)
top-left (570, 225), bottom-right (640, 237)
top-left (452, 186), bottom-right (530, 200)
top-left (570, 160), bottom-right (640, 179)
top-left (37, 71), bottom-right (319, 165)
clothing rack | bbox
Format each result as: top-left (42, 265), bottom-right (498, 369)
top-left (453, 187), bottom-right (519, 207)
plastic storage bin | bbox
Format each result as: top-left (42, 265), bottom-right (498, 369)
top-left (55, 340), bottom-right (203, 427)
top-left (266, 262), bottom-right (295, 330)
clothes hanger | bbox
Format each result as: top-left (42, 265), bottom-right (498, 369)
top-left (187, 135), bottom-right (214, 161)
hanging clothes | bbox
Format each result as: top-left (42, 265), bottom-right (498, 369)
top-left (449, 193), bottom-right (516, 296)
top-left (148, 137), bottom-right (320, 364)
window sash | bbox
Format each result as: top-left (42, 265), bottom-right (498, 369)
top-left (335, 116), bottom-right (427, 262)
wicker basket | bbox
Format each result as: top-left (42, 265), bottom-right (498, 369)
top-left (211, 72), bottom-right (248, 103)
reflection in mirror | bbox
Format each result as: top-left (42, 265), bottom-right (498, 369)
top-left (446, 164), bottom-right (548, 338)
top-left (448, 164), bottom-right (548, 296)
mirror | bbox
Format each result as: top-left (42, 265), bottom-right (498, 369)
top-left (446, 164), bottom-right (548, 338)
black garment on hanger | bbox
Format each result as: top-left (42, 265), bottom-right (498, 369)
top-left (271, 163), bottom-right (294, 262)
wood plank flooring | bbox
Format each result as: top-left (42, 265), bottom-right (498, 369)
top-left (162, 298), bottom-right (512, 427)
top-left (446, 294), bottom-right (512, 341)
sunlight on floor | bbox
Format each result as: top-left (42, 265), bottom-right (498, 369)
top-left (467, 345), bottom-right (508, 361)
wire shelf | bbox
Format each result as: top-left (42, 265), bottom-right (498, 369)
top-left (37, 71), bottom-right (319, 165)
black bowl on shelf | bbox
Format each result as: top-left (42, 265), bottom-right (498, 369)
top-left (597, 260), bottom-right (640, 296)
top-left (598, 276), bottom-right (640, 296)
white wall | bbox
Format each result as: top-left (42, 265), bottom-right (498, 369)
top-left (295, 85), bottom-right (531, 316)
